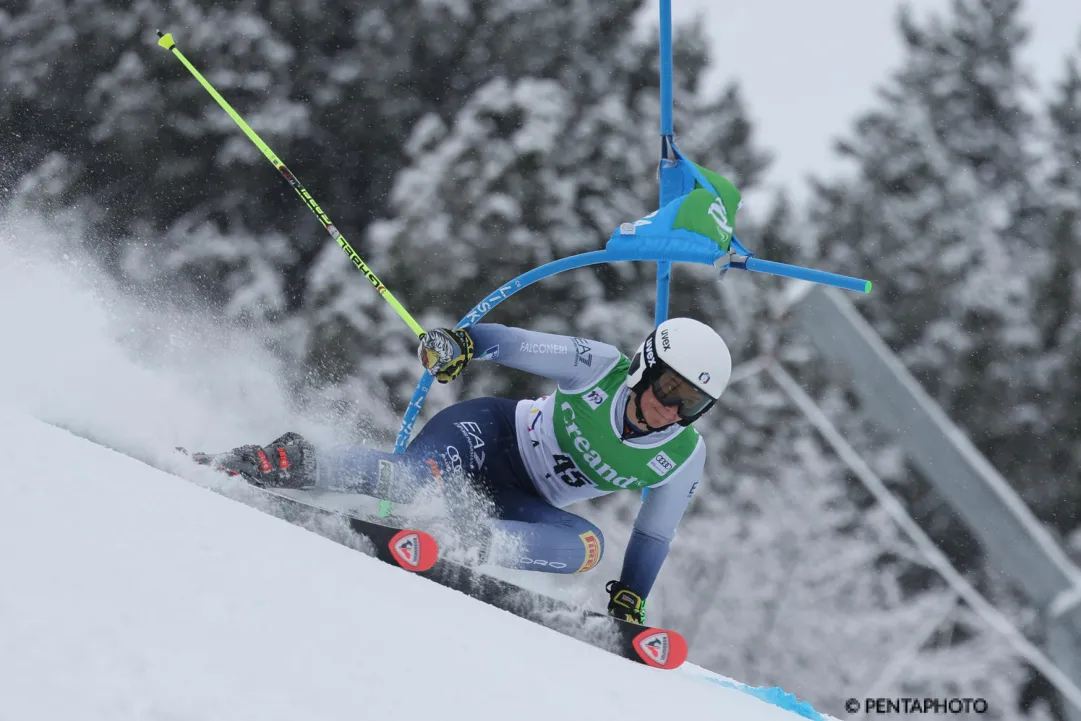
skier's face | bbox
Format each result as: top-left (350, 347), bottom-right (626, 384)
top-left (639, 385), bottom-right (682, 428)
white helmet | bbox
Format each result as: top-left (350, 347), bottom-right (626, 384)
top-left (625, 317), bottom-right (732, 427)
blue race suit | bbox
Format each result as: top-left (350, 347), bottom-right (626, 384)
top-left (314, 324), bottom-right (706, 597)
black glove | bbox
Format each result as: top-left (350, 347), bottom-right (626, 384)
top-left (606, 580), bottom-right (646, 624)
top-left (418, 327), bottom-right (475, 383)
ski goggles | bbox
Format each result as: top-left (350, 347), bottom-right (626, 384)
top-left (651, 369), bottom-right (713, 420)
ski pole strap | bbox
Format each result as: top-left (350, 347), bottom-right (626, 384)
top-left (156, 31), bottom-right (425, 338)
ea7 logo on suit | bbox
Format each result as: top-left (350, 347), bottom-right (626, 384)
top-left (454, 421), bottom-right (487, 470)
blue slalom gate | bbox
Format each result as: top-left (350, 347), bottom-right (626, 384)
top-left (393, 0), bottom-right (870, 455)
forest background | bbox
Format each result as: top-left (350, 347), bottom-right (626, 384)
top-left (3, 0), bottom-right (1080, 717)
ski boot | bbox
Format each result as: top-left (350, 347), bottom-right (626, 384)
top-left (606, 580), bottom-right (647, 624)
top-left (189, 432), bottom-right (317, 489)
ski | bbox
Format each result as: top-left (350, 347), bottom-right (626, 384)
top-left (221, 481), bottom-right (686, 666)
top-left (62, 431), bottom-right (682, 664)
top-left (177, 443), bottom-right (682, 665)
top-left (180, 448), bottom-right (439, 573)
top-left (270, 490), bottom-right (439, 572)
top-left (251, 488), bottom-right (686, 667)
top-left (186, 451), bottom-right (682, 665)
top-left (416, 556), bottom-right (689, 669)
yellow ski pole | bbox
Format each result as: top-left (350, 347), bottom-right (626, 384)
top-left (156, 31), bottom-right (426, 338)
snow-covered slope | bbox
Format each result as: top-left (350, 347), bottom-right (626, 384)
top-left (0, 408), bottom-right (822, 721)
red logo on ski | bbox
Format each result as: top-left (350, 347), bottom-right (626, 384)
top-left (388, 530), bottom-right (438, 572)
top-left (632, 628), bottom-right (688, 670)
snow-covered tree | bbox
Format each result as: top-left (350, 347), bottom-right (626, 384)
top-left (3, 0), bottom-right (1073, 715)
top-left (803, 0), bottom-right (1055, 522)
top-left (300, 19), bottom-right (771, 415)
top-left (1026, 50), bottom-right (1081, 524)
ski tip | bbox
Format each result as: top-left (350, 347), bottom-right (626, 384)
top-left (631, 627), bottom-right (688, 670)
top-left (387, 529), bottom-right (439, 572)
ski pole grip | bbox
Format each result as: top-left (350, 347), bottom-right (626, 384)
top-left (742, 257), bottom-right (872, 294)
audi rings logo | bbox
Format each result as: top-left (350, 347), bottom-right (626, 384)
top-left (444, 445), bottom-right (463, 474)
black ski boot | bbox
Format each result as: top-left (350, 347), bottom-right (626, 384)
top-left (190, 432), bottom-right (317, 489)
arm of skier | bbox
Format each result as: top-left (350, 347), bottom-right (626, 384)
top-left (617, 439), bottom-right (706, 599)
top-left (465, 323), bottom-right (622, 390)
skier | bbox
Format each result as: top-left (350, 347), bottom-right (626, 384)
top-left (206, 318), bottom-right (731, 624)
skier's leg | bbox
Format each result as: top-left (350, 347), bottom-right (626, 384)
top-left (316, 397), bottom-right (528, 505)
top-left (484, 486), bottom-right (605, 575)
top-left (203, 398), bottom-right (603, 572)
top-left (315, 446), bottom-right (435, 502)
top-left (400, 396), bottom-right (607, 573)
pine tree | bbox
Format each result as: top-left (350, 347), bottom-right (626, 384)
top-left (1028, 50), bottom-right (1081, 523)
top-left (805, 0), bottom-right (1051, 516)
top-left (1, 2), bottom-right (1047, 713)
top-left (300, 19), bottom-right (772, 414)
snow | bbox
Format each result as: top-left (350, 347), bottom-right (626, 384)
top-left (0, 217), bottom-right (833, 720)
top-left (0, 407), bottom-right (822, 721)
